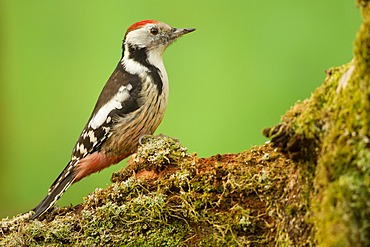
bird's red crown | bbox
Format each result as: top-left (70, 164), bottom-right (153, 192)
top-left (127, 20), bottom-right (158, 33)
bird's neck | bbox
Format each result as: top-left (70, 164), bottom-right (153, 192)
top-left (121, 43), bottom-right (168, 95)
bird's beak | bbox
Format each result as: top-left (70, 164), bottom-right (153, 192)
top-left (171, 27), bottom-right (196, 38)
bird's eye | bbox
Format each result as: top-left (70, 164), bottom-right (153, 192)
top-left (150, 27), bottom-right (159, 35)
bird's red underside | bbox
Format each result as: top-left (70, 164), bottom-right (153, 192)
top-left (74, 152), bottom-right (127, 182)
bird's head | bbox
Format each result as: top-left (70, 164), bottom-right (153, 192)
top-left (123, 20), bottom-right (195, 53)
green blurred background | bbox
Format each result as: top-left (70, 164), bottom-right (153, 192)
top-left (0, 1), bottom-right (360, 218)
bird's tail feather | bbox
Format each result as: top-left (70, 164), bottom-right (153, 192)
top-left (30, 161), bottom-right (77, 220)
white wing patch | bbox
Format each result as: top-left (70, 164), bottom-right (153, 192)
top-left (89, 84), bottom-right (133, 129)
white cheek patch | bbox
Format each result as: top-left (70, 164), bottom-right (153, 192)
top-left (125, 28), bottom-right (149, 48)
top-left (89, 84), bottom-right (133, 129)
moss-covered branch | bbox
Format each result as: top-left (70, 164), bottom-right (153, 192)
top-left (1, 1), bottom-right (370, 246)
top-left (0, 135), bottom-right (312, 246)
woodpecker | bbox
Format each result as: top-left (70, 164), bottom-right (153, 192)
top-left (29, 20), bottom-right (195, 220)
